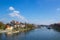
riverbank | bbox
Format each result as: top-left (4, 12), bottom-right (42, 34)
top-left (0, 27), bottom-right (35, 34)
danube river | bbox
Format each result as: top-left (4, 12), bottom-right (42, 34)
top-left (0, 27), bottom-right (60, 40)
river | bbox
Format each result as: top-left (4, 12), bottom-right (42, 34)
top-left (0, 27), bottom-right (60, 40)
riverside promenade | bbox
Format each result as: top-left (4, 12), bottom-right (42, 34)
top-left (0, 30), bottom-right (19, 34)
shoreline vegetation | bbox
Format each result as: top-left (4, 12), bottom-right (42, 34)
top-left (50, 23), bottom-right (60, 32)
top-left (0, 20), bottom-right (36, 34)
top-left (0, 20), bottom-right (60, 34)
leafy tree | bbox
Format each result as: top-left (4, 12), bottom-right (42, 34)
top-left (25, 23), bottom-right (35, 29)
top-left (0, 22), bottom-right (5, 29)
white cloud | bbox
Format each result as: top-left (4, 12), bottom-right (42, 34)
top-left (13, 11), bottom-right (20, 13)
top-left (9, 6), bottom-right (28, 22)
top-left (57, 8), bottom-right (60, 11)
top-left (9, 12), bottom-right (24, 20)
top-left (9, 6), bottom-right (15, 11)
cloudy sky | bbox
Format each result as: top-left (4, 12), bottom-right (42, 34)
top-left (0, 0), bottom-right (60, 25)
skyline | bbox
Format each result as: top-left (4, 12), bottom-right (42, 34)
top-left (0, 0), bottom-right (60, 25)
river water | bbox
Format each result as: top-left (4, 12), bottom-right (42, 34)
top-left (0, 27), bottom-right (60, 40)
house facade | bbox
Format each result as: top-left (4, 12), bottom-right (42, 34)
top-left (5, 20), bottom-right (25, 30)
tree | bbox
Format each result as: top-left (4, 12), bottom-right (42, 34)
top-left (25, 24), bottom-right (35, 29)
top-left (0, 22), bottom-right (5, 29)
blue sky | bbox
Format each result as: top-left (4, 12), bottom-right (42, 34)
top-left (0, 0), bottom-right (60, 25)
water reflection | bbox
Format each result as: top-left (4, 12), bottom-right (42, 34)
top-left (0, 26), bottom-right (60, 40)
top-left (51, 27), bottom-right (60, 32)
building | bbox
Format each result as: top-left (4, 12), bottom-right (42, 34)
top-left (5, 20), bottom-right (26, 30)
top-left (5, 24), bottom-right (13, 31)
